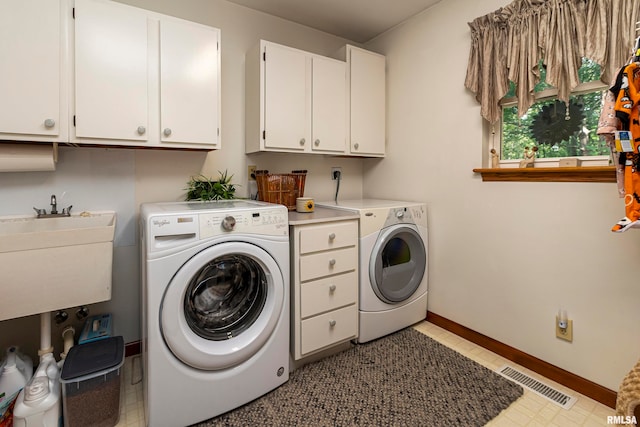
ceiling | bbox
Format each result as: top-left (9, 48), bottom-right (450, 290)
top-left (225, 0), bottom-right (442, 43)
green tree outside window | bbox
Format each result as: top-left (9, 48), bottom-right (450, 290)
top-left (501, 59), bottom-right (608, 160)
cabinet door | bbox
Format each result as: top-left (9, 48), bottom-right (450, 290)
top-left (263, 42), bottom-right (310, 151)
top-left (160, 19), bottom-right (220, 146)
top-left (349, 47), bottom-right (385, 156)
top-left (312, 57), bottom-right (346, 153)
top-left (74, 0), bottom-right (148, 141)
top-left (0, 0), bottom-right (64, 140)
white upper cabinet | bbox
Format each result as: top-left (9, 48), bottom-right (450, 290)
top-left (73, 0), bottom-right (220, 149)
top-left (159, 20), bottom-right (220, 146)
top-left (262, 42), bottom-right (309, 152)
top-left (346, 45), bottom-right (386, 157)
top-left (312, 56), bottom-right (347, 153)
top-left (74, 0), bottom-right (148, 142)
top-left (0, 0), bottom-right (69, 142)
top-left (246, 40), bottom-right (346, 155)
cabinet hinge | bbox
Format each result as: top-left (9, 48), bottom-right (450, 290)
top-left (262, 130), bottom-right (266, 140)
top-left (217, 41), bottom-right (219, 51)
top-left (73, 115), bottom-right (76, 127)
top-left (263, 52), bottom-right (266, 61)
top-left (72, 7), bottom-right (75, 19)
top-left (217, 128), bottom-right (220, 136)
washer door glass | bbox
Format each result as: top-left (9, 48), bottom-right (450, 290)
top-left (184, 254), bottom-right (266, 341)
top-left (369, 225), bottom-right (426, 303)
top-left (161, 242), bottom-right (284, 371)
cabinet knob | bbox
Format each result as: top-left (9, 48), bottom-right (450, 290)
top-left (328, 233), bottom-right (336, 240)
top-left (137, 126), bottom-right (146, 135)
top-left (329, 320), bottom-right (336, 327)
top-left (329, 284), bottom-right (336, 293)
top-left (329, 259), bottom-right (336, 266)
top-left (163, 128), bottom-right (172, 136)
top-left (314, 139), bottom-right (320, 146)
top-left (353, 142), bottom-right (359, 150)
top-left (299, 138), bottom-right (306, 146)
top-left (44, 119), bottom-right (55, 128)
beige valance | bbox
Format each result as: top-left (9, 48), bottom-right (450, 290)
top-left (465, 0), bottom-right (640, 124)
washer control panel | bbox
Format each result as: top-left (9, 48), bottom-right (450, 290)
top-left (146, 207), bottom-right (288, 253)
top-left (199, 208), bottom-right (288, 239)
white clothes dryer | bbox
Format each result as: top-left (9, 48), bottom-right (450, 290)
top-left (140, 200), bottom-right (290, 427)
top-left (316, 200), bottom-right (428, 343)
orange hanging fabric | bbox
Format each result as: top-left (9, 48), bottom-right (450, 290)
top-left (611, 63), bottom-right (640, 232)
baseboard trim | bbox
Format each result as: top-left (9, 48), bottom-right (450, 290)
top-left (125, 340), bottom-right (141, 358)
top-left (426, 311), bottom-right (617, 409)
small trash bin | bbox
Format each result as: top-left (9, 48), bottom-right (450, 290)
top-left (60, 336), bottom-right (124, 427)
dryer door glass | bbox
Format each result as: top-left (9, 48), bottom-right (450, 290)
top-left (370, 226), bottom-right (426, 303)
top-left (184, 254), bottom-right (266, 341)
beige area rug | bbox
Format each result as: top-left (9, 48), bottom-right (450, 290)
top-left (196, 327), bottom-right (523, 427)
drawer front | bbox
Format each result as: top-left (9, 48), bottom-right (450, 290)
top-left (301, 271), bottom-right (358, 318)
top-left (299, 246), bottom-right (357, 282)
top-left (299, 221), bottom-right (357, 254)
top-left (301, 304), bottom-right (357, 355)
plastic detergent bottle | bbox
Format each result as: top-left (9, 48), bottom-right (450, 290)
top-left (0, 346), bottom-right (33, 418)
top-left (12, 352), bottom-right (62, 427)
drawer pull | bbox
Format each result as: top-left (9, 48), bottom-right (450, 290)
top-left (329, 284), bottom-right (336, 293)
top-left (329, 259), bottom-right (336, 266)
top-left (329, 320), bottom-right (336, 327)
top-left (328, 233), bottom-right (336, 240)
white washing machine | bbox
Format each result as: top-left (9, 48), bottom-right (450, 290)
top-left (140, 200), bottom-right (290, 427)
top-left (316, 200), bottom-right (428, 343)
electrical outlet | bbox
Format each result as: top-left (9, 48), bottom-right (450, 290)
top-left (331, 167), bottom-right (342, 180)
top-left (248, 165), bottom-right (257, 181)
top-left (555, 316), bottom-right (573, 342)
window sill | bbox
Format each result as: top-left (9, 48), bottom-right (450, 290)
top-left (472, 166), bottom-right (616, 182)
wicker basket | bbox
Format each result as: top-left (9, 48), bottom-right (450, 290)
top-left (255, 170), bottom-right (307, 210)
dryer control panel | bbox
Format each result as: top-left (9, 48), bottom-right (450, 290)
top-left (383, 204), bottom-right (426, 228)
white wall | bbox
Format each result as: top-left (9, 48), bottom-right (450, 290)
top-left (365, 0), bottom-right (640, 391)
top-left (0, 0), bottom-right (364, 362)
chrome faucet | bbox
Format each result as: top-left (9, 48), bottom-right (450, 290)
top-left (50, 194), bottom-right (58, 215)
top-left (34, 194), bottom-right (72, 218)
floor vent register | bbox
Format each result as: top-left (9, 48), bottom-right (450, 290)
top-left (496, 365), bottom-right (577, 409)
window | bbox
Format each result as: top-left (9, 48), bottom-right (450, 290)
top-left (498, 59), bottom-right (610, 166)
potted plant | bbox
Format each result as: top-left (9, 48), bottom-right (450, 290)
top-left (185, 170), bottom-right (236, 201)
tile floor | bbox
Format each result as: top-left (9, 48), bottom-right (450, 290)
top-left (116, 321), bottom-right (617, 426)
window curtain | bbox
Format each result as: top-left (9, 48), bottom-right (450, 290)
top-left (465, 0), bottom-right (640, 124)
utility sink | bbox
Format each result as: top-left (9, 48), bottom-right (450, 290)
top-left (0, 212), bottom-right (116, 253)
top-left (0, 212), bottom-right (116, 321)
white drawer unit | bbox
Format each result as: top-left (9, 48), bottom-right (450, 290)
top-left (300, 271), bottom-right (358, 318)
top-left (290, 216), bottom-right (359, 360)
top-left (300, 305), bottom-right (358, 355)
top-left (299, 246), bottom-right (357, 282)
top-left (299, 220), bottom-right (358, 254)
